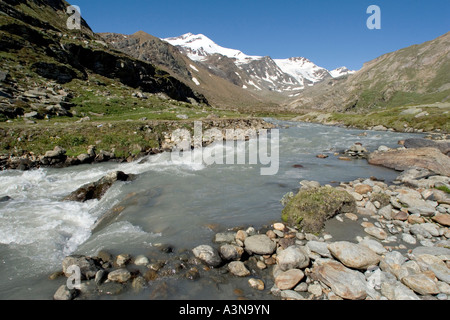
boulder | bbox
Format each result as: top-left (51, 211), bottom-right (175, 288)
top-left (403, 138), bottom-right (450, 155)
top-left (276, 246), bottom-right (310, 271)
top-left (312, 261), bottom-right (369, 300)
top-left (192, 245), bottom-right (222, 267)
top-left (274, 269), bottom-right (304, 290)
top-left (244, 235), bottom-right (276, 255)
top-left (62, 255), bottom-right (100, 280)
top-left (327, 241), bottom-right (380, 270)
top-left (281, 186), bottom-right (356, 234)
top-left (228, 261), bottom-right (250, 277)
top-left (64, 171), bottom-right (134, 202)
top-left (368, 147), bottom-right (450, 177)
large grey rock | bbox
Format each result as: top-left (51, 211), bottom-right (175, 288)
top-left (276, 246), bottom-right (310, 271)
top-left (244, 235), bottom-right (276, 255)
top-left (403, 138), bottom-right (450, 155)
top-left (368, 147), bottom-right (450, 176)
top-left (306, 241), bottom-right (332, 258)
top-left (192, 245), bottom-right (222, 267)
top-left (312, 261), bottom-right (369, 300)
top-left (328, 241), bottom-right (380, 270)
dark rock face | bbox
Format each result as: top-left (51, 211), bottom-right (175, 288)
top-left (403, 138), bottom-right (450, 155)
top-left (64, 171), bottom-right (135, 202)
top-left (368, 147), bottom-right (450, 177)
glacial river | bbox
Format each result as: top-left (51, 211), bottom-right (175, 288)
top-left (0, 120), bottom-right (423, 300)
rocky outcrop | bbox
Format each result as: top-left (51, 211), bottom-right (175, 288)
top-left (63, 171), bottom-right (135, 202)
top-left (368, 147), bottom-right (450, 177)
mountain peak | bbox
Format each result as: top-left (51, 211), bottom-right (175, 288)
top-left (163, 33), bottom-right (262, 64)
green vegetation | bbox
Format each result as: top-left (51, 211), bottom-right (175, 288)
top-left (435, 185), bottom-right (450, 194)
top-left (281, 186), bottom-right (356, 234)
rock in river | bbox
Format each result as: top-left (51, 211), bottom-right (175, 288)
top-left (64, 171), bottom-right (135, 202)
top-left (192, 245), bottom-right (222, 267)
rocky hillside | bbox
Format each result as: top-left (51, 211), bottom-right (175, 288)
top-left (0, 0), bottom-right (208, 122)
top-left (286, 31), bottom-right (450, 113)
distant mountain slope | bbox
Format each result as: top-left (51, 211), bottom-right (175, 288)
top-left (286, 31), bottom-right (450, 112)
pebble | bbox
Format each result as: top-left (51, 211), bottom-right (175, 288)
top-left (248, 278), bottom-right (265, 290)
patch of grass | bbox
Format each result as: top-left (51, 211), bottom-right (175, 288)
top-left (435, 185), bottom-right (450, 194)
top-left (281, 186), bottom-right (356, 234)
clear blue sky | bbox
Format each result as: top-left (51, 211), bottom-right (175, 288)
top-left (72, 0), bottom-right (450, 71)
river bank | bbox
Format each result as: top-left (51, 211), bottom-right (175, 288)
top-left (0, 117), bottom-right (274, 171)
top-left (51, 165), bottom-right (450, 300)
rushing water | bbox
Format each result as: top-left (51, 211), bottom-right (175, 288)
top-left (0, 120), bottom-right (424, 300)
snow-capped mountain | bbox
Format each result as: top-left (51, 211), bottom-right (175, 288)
top-left (329, 66), bottom-right (356, 78)
top-left (163, 33), bottom-right (356, 95)
top-left (164, 33), bottom-right (261, 65)
top-left (273, 57), bottom-right (331, 88)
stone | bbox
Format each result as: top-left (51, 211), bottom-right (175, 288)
top-left (219, 244), bottom-right (244, 261)
top-left (132, 276), bottom-right (147, 292)
top-left (273, 222), bottom-right (285, 231)
top-left (192, 245), bottom-right (222, 267)
top-left (410, 224), bottom-right (432, 238)
top-left (235, 230), bottom-right (247, 242)
top-left (412, 246), bottom-right (450, 260)
top-left (274, 269), bottom-right (305, 290)
top-left (312, 261), bottom-right (368, 300)
top-left (432, 214), bottom-right (450, 227)
top-left (64, 171), bottom-right (134, 202)
top-left (248, 278), bottom-right (265, 290)
top-left (228, 261), bottom-right (250, 277)
top-left (344, 212), bottom-right (358, 221)
top-left (53, 285), bottom-right (77, 300)
top-left (328, 241), bottom-right (380, 270)
top-left (107, 268), bottom-right (131, 283)
top-left (403, 138), bottom-right (450, 155)
top-left (133, 255), bottom-right (149, 266)
top-left (97, 282), bottom-right (124, 295)
top-left (276, 246), bottom-right (310, 271)
top-left (214, 232), bottom-right (236, 243)
top-left (306, 241), bottom-right (332, 258)
top-left (308, 283), bottom-right (323, 297)
top-left (116, 253), bottom-right (131, 267)
top-left (359, 238), bottom-right (387, 255)
top-left (244, 235), bottom-right (276, 255)
top-left (402, 273), bottom-right (440, 295)
top-left (380, 281), bottom-right (420, 300)
top-left (355, 184), bottom-right (373, 195)
top-left (62, 255), bottom-right (99, 280)
top-left (368, 147), bottom-right (450, 176)
top-left (280, 290), bottom-right (306, 300)
top-left (364, 226), bottom-right (388, 240)
top-left (402, 233), bottom-right (417, 245)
